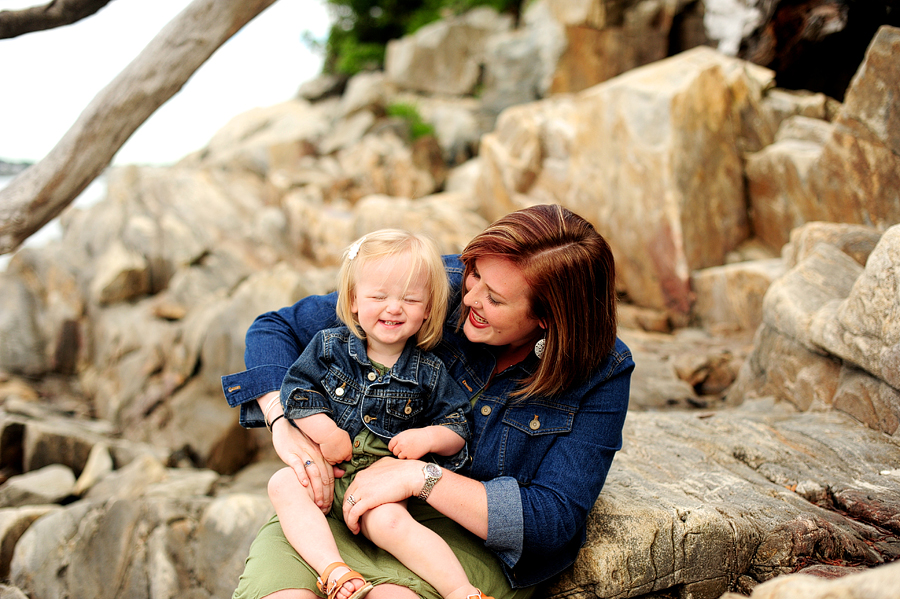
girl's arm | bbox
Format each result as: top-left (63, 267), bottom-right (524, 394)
top-left (296, 413), bottom-right (352, 465)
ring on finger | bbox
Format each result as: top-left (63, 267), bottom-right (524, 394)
top-left (346, 494), bottom-right (357, 506)
top-left (303, 460), bottom-right (313, 467)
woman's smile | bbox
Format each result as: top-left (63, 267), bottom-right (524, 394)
top-left (468, 310), bottom-right (489, 327)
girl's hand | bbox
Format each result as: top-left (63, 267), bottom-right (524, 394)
top-left (319, 427), bottom-right (353, 465)
top-left (388, 429), bottom-right (431, 460)
top-left (271, 416), bottom-right (343, 512)
top-left (342, 456), bottom-right (422, 533)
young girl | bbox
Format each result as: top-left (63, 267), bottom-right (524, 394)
top-left (265, 230), bottom-right (491, 599)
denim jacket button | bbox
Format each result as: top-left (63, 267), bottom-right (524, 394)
top-left (335, 387), bottom-right (345, 396)
top-left (480, 405), bottom-right (492, 416)
top-left (367, 371), bottom-right (377, 381)
top-left (529, 416), bottom-right (541, 430)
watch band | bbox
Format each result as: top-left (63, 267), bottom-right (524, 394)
top-left (418, 464), bottom-right (441, 501)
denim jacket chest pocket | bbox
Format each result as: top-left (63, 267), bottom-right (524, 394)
top-left (322, 368), bottom-right (362, 407)
top-left (383, 388), bottom-right (427, 421)
top-left (497, 403), bottom-right (575, 484)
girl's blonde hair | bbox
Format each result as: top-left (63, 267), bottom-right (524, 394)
top-left (336, 229), bottom-right (449, 351)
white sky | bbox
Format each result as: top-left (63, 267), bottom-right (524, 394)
top-left (0, 0), bottom-right (332, 165)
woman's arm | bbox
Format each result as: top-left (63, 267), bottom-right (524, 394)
top-left (342, 456), bottom-right (488, 539)
top-left (510, 350), bottom-right (633, 559)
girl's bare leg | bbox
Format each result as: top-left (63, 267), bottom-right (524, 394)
top-left (361, 502), bottom-right (482, 599)
top-left (268, 468), bottom-right (367, 599)
top-left (368, 585), bottom-right (419, 599)
top-left (263, 590), bottom-right (318, 599)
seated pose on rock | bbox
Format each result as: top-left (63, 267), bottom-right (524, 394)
top-left (267, 229), bottom-right (490, 599)
top-left (222, 204), bottom-right (634, 599)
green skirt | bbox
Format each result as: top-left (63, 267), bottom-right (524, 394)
top-left (233, 431), bottom-right (536, 599)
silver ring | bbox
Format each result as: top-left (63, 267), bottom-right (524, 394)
top-left (346, 494), bottom-right (357, 506)
top-left (304, 460), bottom-right (312, 467)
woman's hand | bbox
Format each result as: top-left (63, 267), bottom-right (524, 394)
top-left (342, 456), bottom-right (422, 533)
top-left (260, 390), bottom-right (343, 513)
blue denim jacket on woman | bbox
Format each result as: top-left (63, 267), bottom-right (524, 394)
top-left (221, 256), bottom-right (633, 588)
top-left (279, 326), bottom-right (471, 471)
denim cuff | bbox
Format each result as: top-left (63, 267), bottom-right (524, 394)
top-left (222, 365), bottom-right (288, 429)
top-left (484, 476), bottom-right (524, 568)
top-left (283, 386), bottom-right (330, 411)
top-left (433, 444), bottom-right (469, 472)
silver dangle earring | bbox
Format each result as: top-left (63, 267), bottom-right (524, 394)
top-left (534, 337), bottom-right (545, 359)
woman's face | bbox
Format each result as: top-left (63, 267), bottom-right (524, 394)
top-left (462, 256), bottom-right (543, 349)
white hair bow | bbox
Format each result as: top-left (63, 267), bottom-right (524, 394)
top-left (348, 236), bottom-right (366, 261)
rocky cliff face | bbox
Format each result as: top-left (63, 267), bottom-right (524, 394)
top-left (0, 2), bottom-right (898, 598)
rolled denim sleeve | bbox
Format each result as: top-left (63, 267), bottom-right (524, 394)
top-left (221, 292), bottom-right (341, 428)
top-left (222, 365), bottom-right (291, 427)
top-left (484, 476), bottom-right (524, 568)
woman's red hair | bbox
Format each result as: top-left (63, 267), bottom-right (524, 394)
top-left (460, 204), bottom-right (617, 397)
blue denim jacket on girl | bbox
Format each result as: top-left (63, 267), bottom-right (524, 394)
top-left (280, 326), bottom-right (471, 471)
top-left (221, 256), bottom-right (634, 588)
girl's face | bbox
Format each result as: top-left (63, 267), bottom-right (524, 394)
top-left (351, 253), bottom-right (431, 358)
top-left (462, 256), bottom-right (543, 350)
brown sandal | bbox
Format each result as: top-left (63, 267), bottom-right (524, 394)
top-left (316, 562), bottom-right (373, 599)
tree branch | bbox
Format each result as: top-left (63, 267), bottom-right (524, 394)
top-left (0, 0), bottom-right (279, 255)
top-left (0, 0), bottom-right (115, 39)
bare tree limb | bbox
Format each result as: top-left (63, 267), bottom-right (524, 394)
top-left (0, 0), bottom-right (115, 39)
top-left (0, 0), bottom-right (279, 255)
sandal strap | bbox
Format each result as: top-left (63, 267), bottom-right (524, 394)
top-left (316, 562), bottom-right (345, 595)
top-left (316, 561), bottom-right (370, 599)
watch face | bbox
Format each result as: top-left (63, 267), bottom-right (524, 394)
top-left (424, 463), bottom-right (441, 477)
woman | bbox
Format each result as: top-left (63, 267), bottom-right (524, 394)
top-left (222, 204), bottom-right (634, 599)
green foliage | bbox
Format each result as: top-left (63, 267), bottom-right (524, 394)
top-left (321, 0), bottom-right (521, 75)
top-left (386, 102), bottom-right (435, 140)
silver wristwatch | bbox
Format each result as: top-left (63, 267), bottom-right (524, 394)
top-left (418, 463), bottom-right (443, 501)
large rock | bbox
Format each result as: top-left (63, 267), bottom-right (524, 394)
top-left (747, 25), bottom-right (900, 252)
top-left (8, 494), bottom-right (269, 599)
top-left (182, 99), bottom-right (337, 174)
top-left (720, 560), bottom-right (900, 599)
top-left (746, 117), bottom-right (835, 251)
top-left (385, 7), bottom-right (514, 96)
top-left (810, 225), bottom-right (900, 392)
top-left (539, 0), bottom-right (708, 94)
top-left (733, 223), bottom-right (900, 436)
top-left (475, 47), bottom-right (771, 316)
top-left (0, 278), bottom-right (46, 376)
top-left (550, 405), bottom-right (900, 599)
top-left (691, 259), bottom-right (786, 334)
top-left (334, 130), bottom-right (441, 201)
top-left (0, 465), bottom-right (75, 508)
top-left (0, 505), bottom-right (60, 579)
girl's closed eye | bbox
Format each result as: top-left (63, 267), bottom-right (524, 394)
top-left (486, 294), bottom-right (501, 306)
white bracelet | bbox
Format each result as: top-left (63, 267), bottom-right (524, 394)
top-left (264, 394), bottom-right (281, 424)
